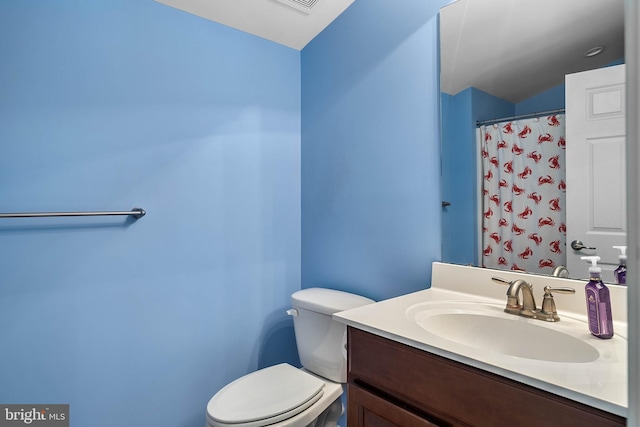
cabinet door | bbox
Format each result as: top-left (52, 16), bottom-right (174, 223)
top-left (348, 384), bottom-right (443, 427)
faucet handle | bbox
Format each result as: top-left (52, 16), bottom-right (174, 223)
top-left (544, 286), bottom-right (575, 295)
top-left (491, 277), bottom-right (511, 286)
top-left (539, 286), bottom-right (575, 322)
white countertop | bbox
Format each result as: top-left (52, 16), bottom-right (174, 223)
top-left (333, 262), bottom-right (628, 417)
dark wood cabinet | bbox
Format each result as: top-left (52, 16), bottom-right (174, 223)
top-left (348, 384), bottom-right (442, 427)
top-left (347, 327), bottom-right (625, 427)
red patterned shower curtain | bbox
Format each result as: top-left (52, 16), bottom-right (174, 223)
top-left (481, 114), bottom-right (566, 274)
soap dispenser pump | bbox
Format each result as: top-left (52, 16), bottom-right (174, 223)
top-left (581, 256), bottom-right (614, 339)
top-left (612, 246), bottom-right (627, 285)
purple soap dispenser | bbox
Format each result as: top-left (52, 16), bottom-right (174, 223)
top-left (613, 246), bottom-right (627, 285)
top-left (581, 256), bottom-right (614, 339)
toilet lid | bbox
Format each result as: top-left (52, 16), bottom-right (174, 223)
top-left (207, 364), bottom-right (325, 426)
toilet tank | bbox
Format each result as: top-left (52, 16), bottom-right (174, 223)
top-left (289, 288), bottom-right (374, 383)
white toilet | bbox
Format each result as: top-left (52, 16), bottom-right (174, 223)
top-left (205, 288), bottom-right (374, 427)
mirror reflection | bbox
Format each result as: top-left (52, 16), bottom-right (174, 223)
top-left (439, 0), bottom-right (625, 282)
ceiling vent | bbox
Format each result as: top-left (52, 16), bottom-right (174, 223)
top-left (273, 0), bottom-right (319, 14)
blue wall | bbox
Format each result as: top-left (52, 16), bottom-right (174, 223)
top-left (516, 84), bottom-right (565, 115)
top-left (0, 1), bottom-right (301, 426)
top-left (300, 0), bottom-right (449, 302)
top-left (1, 0), bottom-right (460, 425)
top-left (441, 90), bottom-right (474, 265)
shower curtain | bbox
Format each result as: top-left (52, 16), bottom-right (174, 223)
top-left (480, 114), bottom-right (566, 274)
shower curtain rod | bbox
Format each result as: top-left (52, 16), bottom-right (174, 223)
top-left (476, 108), bottom-right (565, 127)
top-left (0, 207), bottom-right (146, 219)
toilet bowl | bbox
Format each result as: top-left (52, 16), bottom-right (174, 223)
top-left (205, 288), bottom-right (374, 427)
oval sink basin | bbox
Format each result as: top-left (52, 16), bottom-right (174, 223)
top-left (407, 302), bottom-right (600, 363)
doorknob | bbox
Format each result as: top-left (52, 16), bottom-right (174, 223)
top-left (571, 240), bottom-right (596, 251)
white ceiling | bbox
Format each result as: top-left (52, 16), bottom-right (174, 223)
top-left (440, 0), bottom-right (625, 103)
top-left (154, 0), bottom-right (355, 50)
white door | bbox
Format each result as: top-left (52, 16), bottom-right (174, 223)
top-left (565, 64), bottom-right (626, 282)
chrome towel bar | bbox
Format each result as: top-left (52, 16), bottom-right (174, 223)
top-left (0, 207), bottom-right (146, 219)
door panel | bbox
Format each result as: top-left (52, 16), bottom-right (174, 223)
top-left (566, 64), bottom-right (626, 282)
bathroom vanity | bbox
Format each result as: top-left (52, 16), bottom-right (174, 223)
top-left (334, 262), bottom-right (628, 427)
top-left (347, 327), bottom-right (623, 426)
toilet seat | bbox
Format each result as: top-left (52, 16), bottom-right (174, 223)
top-left (207, 364), bottom-right (326, 427)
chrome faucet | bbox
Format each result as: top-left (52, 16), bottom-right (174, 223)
top-left (491, 277), bottom-right (575, 322)
top-left (492, 277), bottom-right (537, 317)
top-left (551, 265), bottom-right (570, 278)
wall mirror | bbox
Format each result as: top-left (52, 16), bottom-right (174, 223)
top-left (439, 0), bottom-right (625, 283)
